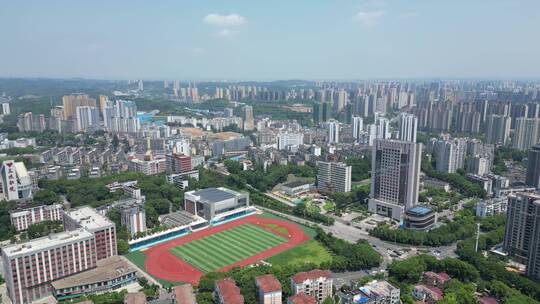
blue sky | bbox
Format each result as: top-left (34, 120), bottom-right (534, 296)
top-left (0, 0), bottom-right (539, 80)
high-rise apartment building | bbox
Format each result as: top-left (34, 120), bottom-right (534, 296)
top-left (2, 102), bottom-right (10, 115)
top-left (62, 94), bottom-right (97, 120)
top-left (313, 102), bottom-right (332, 123)
top-left (317, 161), bottom-right (351, 193)
top-left (326, 120), bottom-right (340, 144)
top-left (352, 115), bottom-right (363, 142)
top-left (433, 138), bottom-right (466, 174)
top-left (398, 113), bottom-right (417, 142)
top-left (369, 139), bottom-right (422, 221)
top-left (75, 106), bottom-right (99, 132)
top-left (503, 192), bottom-right (540, 281)
top-left (485, 114), bottom-right (511, 145)
top-left (243, 105), bottom-right (254, 131)
top-left (512, 118), bottom-right (540, 151)
top-left (103, 100), bottom-right (140, 133)
top-left (526, 144), bottom-right (540, 188)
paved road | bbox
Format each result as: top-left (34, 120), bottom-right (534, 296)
top-left (264, 192), bottom-right (297, 207)
top-left (257, 206), bottom-right (457, 270)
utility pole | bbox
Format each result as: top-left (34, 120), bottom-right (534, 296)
top-left (475, 222), bottom-right (480, 253)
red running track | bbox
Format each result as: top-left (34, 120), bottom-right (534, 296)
top-left (143, 215), bottom-right (310, 285)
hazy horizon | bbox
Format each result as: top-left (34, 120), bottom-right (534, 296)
top-left (2, 0), bottom-right (540, 80)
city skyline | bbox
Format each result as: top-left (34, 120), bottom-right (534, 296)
top-left (1, 1), bottom-right (540, 80)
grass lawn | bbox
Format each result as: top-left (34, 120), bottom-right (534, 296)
top-left (258, 212), bottom-right (317, 238)
top-left (169, 224), bottom-right (287, 273)
top-left (266, 240), bottom-right (333, 267)
top-left (125, 250), bottom-right (146, 270)
top-left (323, 201), bottom-right (335, 211)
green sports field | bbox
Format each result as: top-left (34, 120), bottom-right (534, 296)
top-left (169, 223), bottom-right (288, 272)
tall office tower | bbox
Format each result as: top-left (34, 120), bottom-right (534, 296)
top-left (1, 229), bottom-right (96, 304)
top-left (242, 105), bottom-right (254, 131)
top-left (398, 113), bottom-right (417, 142)
top-left (163, 80), bottom-right (169, 89)
top-left (526, 144), bottom-right (540, 188)
top-left (75, 106), bottom-right (99, 132)
top-left (368, 139), bottom-right (422, 221)
top-left (313, 102), bottom-right (332, 123)
top-left (138, 79), bottom-right (144, 91)
top-left (485, 115), bottom-right (511, 145)
top-left (62, 94), bottom-right (97, 120)
top-left (512, 118), bottom-right (540, 151)
top-left (352, 115), bottom-right (364, 142)
top-left (2, 102), bottom-right (10, 115)
top-left (503, 192), bottom-right (540, 281)
top-left (327, 119), bottom-right (340, 144)
top-left (173, 80), bottom-right (180, 91)
top-left (317, 161), bottom-right (352, 193)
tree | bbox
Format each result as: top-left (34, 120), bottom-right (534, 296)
top-left (33, 189), bottom-right (61, 205)
top-left (117, 239), bottom-right (129, 255)
top-left (224, 159), bottom-right (243, 174)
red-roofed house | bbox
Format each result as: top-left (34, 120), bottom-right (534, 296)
top-left (291, 269), bottom-right (332, 303)
top-left (287, 293), bottom-right (316, 304)
top-left (476, 296), bottom-right (498, 304)
top-left (174, 284), bottom-right (196, 304)
top-left (412, 285), bottom-right (443, 304)
top-left (422, 271), bottom-right (451, 289)
top-left (255, 274), bottom-right (282, 304)
top-left (214, 278), bottom-right (244, 304)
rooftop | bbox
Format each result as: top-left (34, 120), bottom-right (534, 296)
top-left (255, 274), bottom-right (282, 293)
top-left (359, 280), bottom-right (397, 299)
top-left (291, 269), bottom-right (332, 283)
top-left (282, 180), bottom-right (311, 188)
top-left (173, 284), bottom-right (196, 304)
top-left (407, 205), bottom-right (433, 216)
top-left (215, 278), bottom-right (244, 304)
top-left (288, 293), bottom-right (316, 304)
top-left (159, 210), bottom-right (198, 227)
top-left (51, 256), bottom-right (136, 290)
top-left (3, 229), bottom-right (93, 257)
top-left (65, 206), bottom-right (114, 231)
top-left (189, 187), bottom-right (240, 203)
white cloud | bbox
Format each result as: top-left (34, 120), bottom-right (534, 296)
top-left (203, 14), bottom-right (246, 27)
top-left (353, 11), bottom-right (386, 27)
